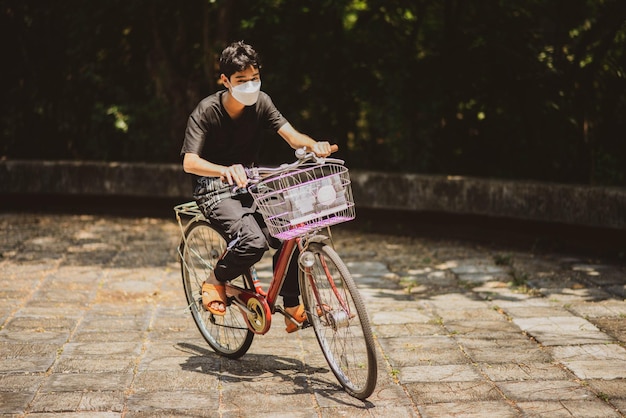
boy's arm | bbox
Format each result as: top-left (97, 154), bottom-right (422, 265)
top-left (278, 123), bottom-right (333, 157)
top-left (182, 153), bottom-right (248, 188)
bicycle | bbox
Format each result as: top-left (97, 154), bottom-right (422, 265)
top-left (174, 147), bottom-right (377, 400)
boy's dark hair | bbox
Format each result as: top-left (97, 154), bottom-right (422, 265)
top-left (219, 41), bottom-right (262, 78)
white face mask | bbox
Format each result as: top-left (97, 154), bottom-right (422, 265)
top-left (229, 80), bottom-right (261, 106)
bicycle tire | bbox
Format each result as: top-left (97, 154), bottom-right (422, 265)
top-left (299, 242), bottom-right (377, 399)
top-left (180, 219), bottom-right (254, 359)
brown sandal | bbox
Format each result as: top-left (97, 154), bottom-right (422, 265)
top-left (201, 281), bottom-right (227, 316)
top-left (285, 305), bottom-right (307, 333)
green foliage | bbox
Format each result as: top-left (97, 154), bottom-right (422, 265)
top-left (1, 0), bottom-right (625, 185)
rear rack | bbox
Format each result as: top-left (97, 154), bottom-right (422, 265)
top-left (174, 201), bottom-right (203, 218)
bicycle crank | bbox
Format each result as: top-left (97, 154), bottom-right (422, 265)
top-left (231, 295), bottom-right (271, 334)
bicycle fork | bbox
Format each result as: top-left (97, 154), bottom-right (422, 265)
top-left (299, 241), bottom-right (353, 331)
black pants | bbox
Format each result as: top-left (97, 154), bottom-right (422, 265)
top-left (201, 193), bottom-right (300, 308)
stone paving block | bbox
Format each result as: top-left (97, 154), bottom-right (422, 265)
top-left (489, 295), bottom-right (554, 309)
top-left (41, 372), bottom-right (134, 392)
top-left (400, 364), bottom-right (483, 383)
top-left (0, 373), bottom-right (45, 392)
top-left (568, 301), bottom-right (626, 318)
top-left (0, 289), bottom-right (31, 301)
top-left (44, 266), bottom-right (103, 282)
top-left (478, 362), bottom-right (572, 382)
top-left (312, 382), bottom-right (383, 409)
top-left (54, 356), bottom-right (136, 373)
top-left (589, 317), bottom-right (626, 342)
top-left (218, 356), bottom-right (309, 383)
top-left (77, 315), bottom-right (151, 333)
top-left (418, 401), bottom-right (520, 418)
top-left (86, 302), bottom-right (147, 317)
top-left (34, 411), bottom-right (122, 417)
top-left (0, 313), bottom-right (9, 329)
top-left (612, 399), bottom-right (626, 415)
top-left (444, 319), bottom-right (523, 338)
top-left (473, 286), bottom-right (542, 305)
top-left (366, 298), bottom-right (429, 314)
top-left (370, 308), bottom-right (431, 325)
top-left (548, 344), bottom-right (626, 379)
top-left (72, 330), bottom-right (145, 343)
top-left (148, 326), bottom-right (199, 342)
top-left (126, 390), bottom-right (219, 414)
top-left (512, 316), bottom-right (614, 346)
top-left (260, 411), bottom-right (323, 418)
top-left (433, 306), bottom-right (505, 322)
top-left (60, 341), bottom-right (143, 357)
top-left (0, 354), bottom-right (57, 373)
top-left (347, 261), bottom-right (393, 277)
top-left (458, 273), bottom-right (512, 284)
top-left (11, 305), bottom-right (87, 321)
top-left (0, 342), bottom-right (59, 358)
top-left (456, 336), bottom-right (552, 364)
top-left (504, 305), bottom-right (575, 318)
top-left (29, 390), bottom-right (125, 413)
top-left (362, 379), bottom-right (415, 405)
top-left (372, 323), bottom-right (440, 338)
top-left (0, 391), bottom-right (35, 414)
top-left (498, 380), bottom-right (595, 401)
top-left (154, 289), bottom-right (187, 305)
top-left (0, 262), bottom-right (53, 281)
top-left (140, 353), bottom-right (220, 373)
top-left (221, 380), bottom-right (317, 414)
top-left (377, 335), bottom-right (467, 367)
top-left (550, 344), bottom-right (626, 362)
top-left (572, 264), bottom-right (626, 286)
top-left (320, 404), bottom-right (420, 418)
top-left (405, 381), bottom-right (502, 404)
top-left (222, 410), bottom-right (318, 418)
top-left (41, 279), bottom-right (97, 294)
top-left (4, 315), bottom-right (78, 331)
top-left (133, 369), bottom-right (220, 392)
top-left (167, 340), bottom-right (226, 360)
top-left (358, 287), bottom-right (414, 302)
top-left (606, 284), bottom-right (626, 298)
top-left (428, 293), bottom-right (491, 310)
top-left (104, 279), bottom-right (161, 295)
top-left (0, 329), bottom-right (69, 344)
top-left (539, 287), bottom-right (614, 303)
top-left (404, 323), bottom-right (447, 337)
top-left (587, 379), bottom-right (626, 400)
top-left (560, 360), bottom-right (626, 380)
top-left (516, 400), bottom-right (622, 417)
top-left (31, 288), bottom-right (94, 305)
top-left (150, 306), bottom-right (191, 323)
top-left (449, 261), bottom-right (509, 275)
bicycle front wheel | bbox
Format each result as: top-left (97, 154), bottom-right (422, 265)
top-left (180, 219), bottom-right (254, 359)
top-left (299, 242), bottom-right (377, 399)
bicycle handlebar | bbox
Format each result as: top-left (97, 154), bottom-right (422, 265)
top-left (231, 145), bottom-right (343, 194)
top-left (248, 145), bottom-right (342, 180)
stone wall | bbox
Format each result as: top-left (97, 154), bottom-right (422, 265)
top-left (1, 160), bottom-right (624, 230)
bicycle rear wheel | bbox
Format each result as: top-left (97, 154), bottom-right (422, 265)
top-left (299, 242), bottom-right (377, 399)
top-left (180, 219), bottom-right (254, 359)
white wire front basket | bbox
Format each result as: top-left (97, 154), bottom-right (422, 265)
top-left (250, 163), bottom-right (355, 240)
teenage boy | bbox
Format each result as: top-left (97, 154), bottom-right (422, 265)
top-left (180, 41), bottom-right (332, 331)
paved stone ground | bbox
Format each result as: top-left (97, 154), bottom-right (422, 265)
top-left (0, 212), bottom-right (625, 417)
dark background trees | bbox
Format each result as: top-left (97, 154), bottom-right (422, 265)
top-left (1, 0), bottom-right (625, 185)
